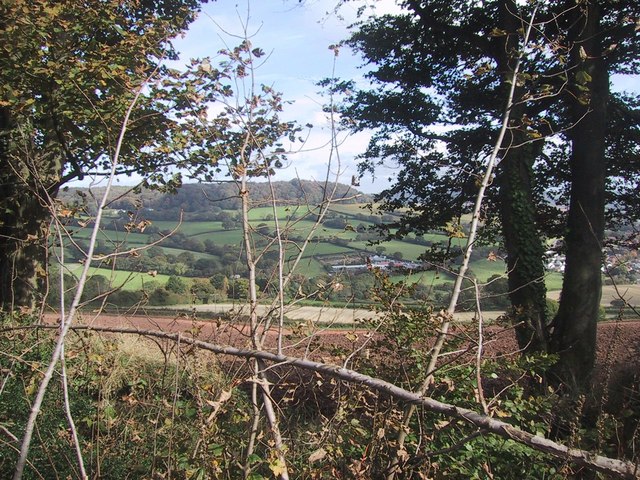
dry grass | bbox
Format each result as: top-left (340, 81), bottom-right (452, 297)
top-left (547, 284), bottom-right (640, 307)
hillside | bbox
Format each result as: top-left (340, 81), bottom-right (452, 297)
top-left (59, 179), bottom-right (373, 219)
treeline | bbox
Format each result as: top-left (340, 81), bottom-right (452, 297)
top-left (59, 179), bottom-right (372, 219)
top-left (48, 264), bottom-right (528, 313)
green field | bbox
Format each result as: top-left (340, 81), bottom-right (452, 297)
top-left (63, 264), bottom-right (173, 291)
top-left (389, 270), bottom-right (454, 287)
top-left (59, 204), bottom-right (567, 294)
top-left (70, 229), bottom-right (152, 245)
top-left (153, 220), bottom-right (225, 236)
top-left (245, 205), bottom-right (316, 221)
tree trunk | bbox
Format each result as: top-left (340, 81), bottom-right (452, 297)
top-left (550, 1), bottom-right (608, 392)
top-left (0, 108), bottom-right (61, 312)
top-left (498, 134), bottom-right (549, 352)
top-left (495, 0), bottom-right (549, 353)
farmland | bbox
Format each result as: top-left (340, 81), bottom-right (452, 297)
top-left (56, 179), bottom-right (599, 314)
top-left (53, 196), bottom-right (637, 321)
top-left (58, 200), bottom-right (565, 303)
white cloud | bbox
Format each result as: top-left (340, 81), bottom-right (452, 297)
top-left (71, 1), bottom-right (402, 193)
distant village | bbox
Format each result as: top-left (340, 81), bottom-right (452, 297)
top-left (331, 255), bottom-right (422, 273)
top-left (331, 251), bottom-right (640, 284)
top-left (546, 249), bottom-right (640, 283)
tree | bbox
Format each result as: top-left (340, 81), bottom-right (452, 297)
top-left (546, 0), bottom-right (638, 391)
top-left (165, 275), bottom-right (188, 295)
top-left (209, 272), bottom-right (229, 293)
top-left (222, 217), bottom-right (239, 230)
top-left (176, 251), bottom-right (196, 265)
top-left (193, 257), bottom-right (221, 276)
top-left (338, 0), bottom-right (553, 353)
top-left (0, 0), bottom-right (208, 311)
top-left (339, 0), bottom-right (640, 390)
top-left (189, 278), bottom-right (216, 303)
top-left (80, 274), bottom-right (110, 303)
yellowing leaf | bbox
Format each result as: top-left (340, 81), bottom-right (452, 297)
top-left (575, 70), bottom-right (592, 85)
top-left (345, 332), bottom-right (358, 342)
top-left (489, 28), bottom-right (507, 37)
top-left (444, 221), bottom-right (466, 239)
top-left (269, 458), bottom-right (287, 476)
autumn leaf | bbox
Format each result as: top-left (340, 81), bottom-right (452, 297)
top-left (444, 221), bottom-right (466, 239)
top-left (308, 448), bottom-right (327, 463)
top-left (269, 458), bottom-right (287, 477)
top-left (489, 27), bottom-right (507, 37)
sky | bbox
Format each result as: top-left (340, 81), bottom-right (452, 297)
top-left (98, 0), bottom-right (637, 194)
top-left (168, 0), bottom-right (400, 194)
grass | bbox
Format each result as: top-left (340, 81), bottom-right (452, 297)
top-left (299, 242), bottom-right (357, 257)
top-left (327, 203), bottom-right (370, 215)
top-left (466, 259), bottom-right (508, 281)
top-left (389, 270), bottom-right (455, 287)
top-left (154, 220), bottom-right (225, 236)
top-left (154, 246), bottom-right (219, 260)
top-left (246, 205), bottom-right (316, 221)
top-left (70, 228), bottom-right (152, 245)
top-left (284, 256), bottom-right (327, 277)
top-left (391, 267), bottom-right (565, 294)
top-left (63, 264), bottom-right (173, 291)
top-left (192, 229), bottom-right (243, 244)
top-left (543, 272), bottom-right (564, 292)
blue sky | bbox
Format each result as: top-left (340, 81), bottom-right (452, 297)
top-left (95, 1), bottom-right (637, 194)
top-left (169, 1), bottom-right (399, 194)
top-left (171, 1), bottom-right (639, 194)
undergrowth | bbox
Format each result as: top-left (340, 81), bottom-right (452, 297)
top-left (0, 307), bottom-right (638, 479)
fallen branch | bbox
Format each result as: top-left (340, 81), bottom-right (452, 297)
top-left (20, 323), bottom-right (639, 480)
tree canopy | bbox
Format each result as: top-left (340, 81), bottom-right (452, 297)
top-left (0, 0), bottom-right (212, 310)
top-left (338, 0), bottom-right (640, 390)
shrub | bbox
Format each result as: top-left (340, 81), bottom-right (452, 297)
top-left (108, 289), bottom-right (144, 307)
top-left (165, 275), bottom-right (188, 294)
top-left (148, 287), bottom-right (183, 305)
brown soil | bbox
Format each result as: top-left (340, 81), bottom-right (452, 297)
top-left (60, 312), bottom-right (640, 380)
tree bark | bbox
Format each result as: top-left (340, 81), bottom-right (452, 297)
top-left (0, 108), bottom-right (61, 312)
top-left (495, 0), bottom-right (549, 353)
top-left (550, 1), bottom-right (608, 392)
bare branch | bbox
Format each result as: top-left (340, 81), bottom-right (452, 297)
top-left (20, 323), bottom-right (637, 480)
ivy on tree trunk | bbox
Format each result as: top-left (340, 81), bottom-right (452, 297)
top-left (498, 135), bottom-right (549, 352)
top-left (0, 108), bottom-right (61, 312)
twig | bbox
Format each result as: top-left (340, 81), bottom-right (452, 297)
top-left (53, 221), bottom-right (88, 479)
top-left (24, 322), bottom-right (639, 480)
top-left (12, 74), bottom-right (151, 480)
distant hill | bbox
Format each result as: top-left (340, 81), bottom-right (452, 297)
top-left (59, 179), bottom-right (373, 218)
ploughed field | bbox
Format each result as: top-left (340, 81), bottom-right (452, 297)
top-left (57, 311), bottom-right (640, 389)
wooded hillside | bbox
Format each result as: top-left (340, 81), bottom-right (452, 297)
top-left (59, 180), bottom-right (372, 218)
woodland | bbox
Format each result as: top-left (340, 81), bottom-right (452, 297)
top-left (1, 0), bottom-right (640, 479)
